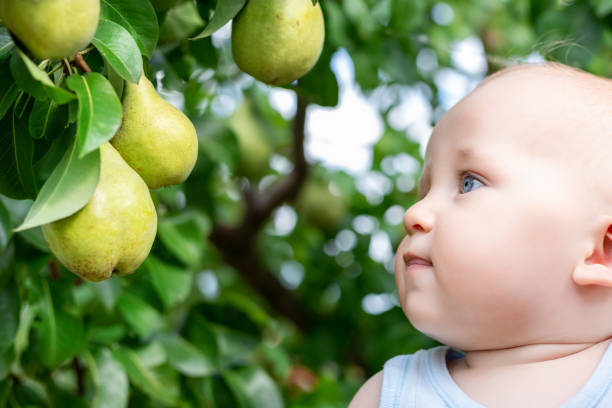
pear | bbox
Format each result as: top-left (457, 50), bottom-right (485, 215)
top-left (227, 100), bottom-right (272, 179)
top-left (231, 0), bottom-right (325, 85)
top-left (296, 178), bottom-right (346, 231)
top-left (0, 0), bottom-right (100, 60)
top-left (42, 143), bottom-right (157, 282)
top-left (111, 75), bottom-right (198, 189)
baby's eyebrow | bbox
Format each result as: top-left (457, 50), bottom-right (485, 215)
top-left (416, 145), bottom-right (479, 198)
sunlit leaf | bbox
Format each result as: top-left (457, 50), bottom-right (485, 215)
top-left (90, 349), bottom-right (129, 408)
top-left (101, 0), bottom-right (159, 58)
top-left (223, 366), bottom-right (284, 408)
top-left (113, 347), bottom-right (179, 405)
top-left (116, 293), bottom-right (164, 338)
top-left (92, 19), bottom-right (143, 84)
top-left (159, 334), bottom-right (216, 377)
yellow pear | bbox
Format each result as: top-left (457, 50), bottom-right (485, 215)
top-left (0, 0), bottom-right (100, 60)
top-left (42, 143), bottom-right (157, 282)
top-left (231, 0), bottom-right (325, 85)
top-left (111, 75), bottom-right (198, 189)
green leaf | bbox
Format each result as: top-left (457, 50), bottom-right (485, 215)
top-left (184, 313), bottom-right (220, 366)
top-left (92, 19), bottom-right (143, 84)
top-left (159, 334), bottom-right (216, 377)
top-left (0, 201), bottom-right (10, 251)
top-left (0, 280), bottom-right (19, 353)
top-left (591, 0), bottom-right (612, 17)
top-left (0, 106), bottom-right (37, 200)
top-left (101, 0), bottom-right (159, 58)
top-left (0, 380), bottom-right (8, 405)
top-left (16, 227), bottom-right (49, 252)
top-left (14, 137), bottom-right (100, 232)
top-left (0, 347), bottom-right (13, 381)
top-left (37, 279), bottom-right (85, 369)
top-left (0, 25), bottom-right (14, 59)
top-left (223, 366), bottom-right (284, 408)
top-left (134, 342), bottom-right (166, 368)
top-left (113, 347), bottom-right (179, 406)
top-left (157, 210), bottom-right (211, 268)
top-left (65, 72), bottom-right (123, 158)
top-left (28, 97), bottom-right (68, 140)
top-left (191, 0), bottom-right (247, 39)
top-left (145, 255), bottom-right (193, 309)
top-left (90, 349), bottom-right (129, 408)
top-left (116, 292), bottom-right (164, 338)
top-left (294, 48), bottom-right (339, 107)
top-left (93, 278), bottom-right (122, 312)
top-left (0, 59), bottom-right (19, 121)
top-left (11, 50), bottom-right (75, 104)
top-left (159, 1), bottom-right (206, 44)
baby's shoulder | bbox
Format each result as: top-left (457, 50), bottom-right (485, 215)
top-left (348, 370), bottom-right (383, 408)
top-left (348, 354), bottom-right (416, 407)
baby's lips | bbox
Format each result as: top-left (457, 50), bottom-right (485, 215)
top-left (402, 251), bottom-right (433, 267)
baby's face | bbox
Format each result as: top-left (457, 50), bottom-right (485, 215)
top-left (394, 69), bottom-right (599, 350)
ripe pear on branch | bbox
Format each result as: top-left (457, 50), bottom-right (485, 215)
top-left (0, 0), bottom-right (100, 60)
top-left (111, 74), bottom-right (198, 189)
top-left (42, 143), bottom-right (157, 282)
top-left (231, 0), bottom-right (325, 85)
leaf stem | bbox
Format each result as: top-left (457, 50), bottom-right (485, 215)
top-left (63, 58), bottom-right (73, 76)
top-left (47, 62), bottom-right (64, 77)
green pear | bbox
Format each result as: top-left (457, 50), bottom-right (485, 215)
top-left (42, 143), bottom-right (157, 282)
top-left (111, 75), bottom-right (198, 189)
top-left (231, 0), bottom-right (325, 85)
top-left (296, 178), bottom-right (346, 231)
top-left (0, 0), bottom-right (100, 60)
top-left (227, 100), bottom-right (272, 179)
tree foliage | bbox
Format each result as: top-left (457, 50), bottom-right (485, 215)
top-left (0, 0), bottom-right (610, 406)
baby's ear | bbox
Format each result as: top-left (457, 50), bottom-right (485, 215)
top-left (572, 220), bottom-right (612, 287)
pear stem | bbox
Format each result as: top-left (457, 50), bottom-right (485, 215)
top-left (74, 52), bottom-right (92, 73)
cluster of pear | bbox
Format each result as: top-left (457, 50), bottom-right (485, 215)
top-left (231, 0), bottom-right (325, 85)
top-left (1, 0), bottom-right (198, 281)
top-left (43, 76), bottom-right (198, 282)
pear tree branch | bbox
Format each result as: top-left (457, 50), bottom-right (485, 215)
top-left (210, 96), bottom-right (312, 330)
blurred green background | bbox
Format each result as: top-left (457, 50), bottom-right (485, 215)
top-left (0, 0), bottom-right (610, 406)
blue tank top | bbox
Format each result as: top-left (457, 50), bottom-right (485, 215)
top-left (379, 342), bottom-right (612, 407)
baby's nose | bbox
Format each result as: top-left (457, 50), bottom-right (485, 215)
top-left (403, 200), bottom-right (433, 234)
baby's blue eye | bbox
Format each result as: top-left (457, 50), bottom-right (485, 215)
top-left (460, 173), bottom-right (484, 194)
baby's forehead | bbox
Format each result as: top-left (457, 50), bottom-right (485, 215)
top-left (429, 65), bottom-right (610, 161)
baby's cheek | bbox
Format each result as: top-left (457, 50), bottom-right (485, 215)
top-left (434, 213), bottom-right (526, 305)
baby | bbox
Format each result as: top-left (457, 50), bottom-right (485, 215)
top-left (349, 62), bottom-right (612, 408)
